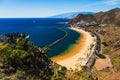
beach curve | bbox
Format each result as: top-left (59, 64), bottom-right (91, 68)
top-left (51, 27), bottom-right (96, 70)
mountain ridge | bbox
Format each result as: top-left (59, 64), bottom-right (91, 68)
top-left (69, 8), bottom-right (120, 26)
top-left (51, 12), bottom-right (95, 19)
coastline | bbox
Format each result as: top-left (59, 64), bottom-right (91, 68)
top-left (51, 27), bottom-right (96, 70)
top-left (51, 28), bottom-right (85, 61)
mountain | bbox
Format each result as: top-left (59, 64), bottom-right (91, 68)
top-left (69, 8), bottom-right (120, 26)
top-left (51, 12), bottom-right (95, 19)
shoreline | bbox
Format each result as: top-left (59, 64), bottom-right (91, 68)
top-left (51, 27), bottom-right (96, 70)
top-left (51, 28), bottom-right (85, 61)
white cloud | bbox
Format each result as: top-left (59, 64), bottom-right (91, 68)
top-left (85, 0), bottom-right (120, 8)
top-left (102, 0), bottom-right (120, 5)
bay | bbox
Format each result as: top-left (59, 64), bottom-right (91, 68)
top-left (0, 18), bottom-right (80, 57)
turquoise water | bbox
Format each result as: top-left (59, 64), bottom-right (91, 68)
top-left (0, 18), bottom-right (80, 57)
top-left (48, 28), bottom-right (80, 57)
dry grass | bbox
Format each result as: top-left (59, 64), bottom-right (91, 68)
top-left (88, 26), bottom-right (120, 79)
top-left (0, 43), bottom-right (9, 50)
top-left (97, 71), bottom-right (120, 80)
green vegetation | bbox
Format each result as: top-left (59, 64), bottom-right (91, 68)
top-left (65, 67), bottom-right (98, 80)
top-left (96, 54), bottom-right (106, 59)
top-left (0, 33), bottom-right (99, 80)
top-left (51, 66), bottom-right (67, 80)
top-left (0, 33), bottom-right (54, 79)
top-left (102, 42), bottom-right (108, 46)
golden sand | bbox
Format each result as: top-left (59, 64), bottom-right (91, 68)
top-left (51, 28), bottom-right (86, 62)
top-left (51, 27), bottom-right (95, 70)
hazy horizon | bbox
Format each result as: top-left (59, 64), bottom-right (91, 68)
top-left (0, 0), bottom-right (120, 18)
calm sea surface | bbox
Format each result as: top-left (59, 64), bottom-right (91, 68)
top-left (0, 18), bottom-right (80, 57)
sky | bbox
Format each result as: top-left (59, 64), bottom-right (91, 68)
top-left (0, 0), bottom-right (120, 18)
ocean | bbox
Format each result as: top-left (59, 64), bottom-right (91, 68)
top-left (0, 18), bottom-right (80, 57)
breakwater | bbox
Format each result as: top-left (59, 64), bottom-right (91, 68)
top-left (48, 28), bottom-right (68, 47)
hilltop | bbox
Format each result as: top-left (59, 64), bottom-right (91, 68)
top-left (68, 8), bottom-right (120, 80)
top-left (69, 8), bottom-right (120, 26)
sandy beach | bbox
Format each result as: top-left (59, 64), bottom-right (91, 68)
top-left (51, 27), bottom-right (96, 70)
